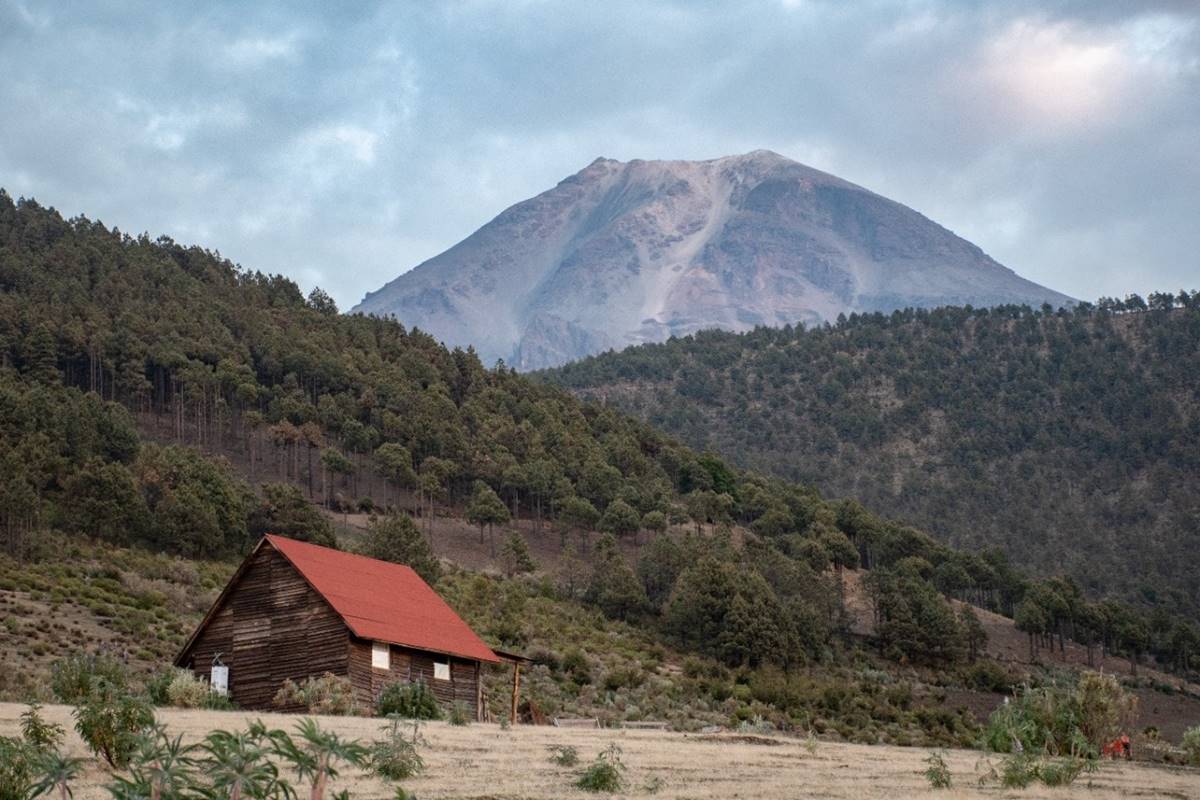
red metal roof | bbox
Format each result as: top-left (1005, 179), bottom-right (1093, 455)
top-left (265, 534), bottom-right (500, 663)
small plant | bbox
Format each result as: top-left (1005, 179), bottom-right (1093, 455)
top-left (1037, 757), bottom-right (1093, 787)
top-left (21, 703), bottom-right (64, 751)
top-left (576, 744), bottom-right (625, 793)
top-left (370, 717), bottom-right (425, 781)
top-left (0, 736), bottom-right (36, 800)
top-left (165, 668), bottom-right (214, 709)
top-left (376, 681), bottom-right (441, 720)
top-left (29, 751), bottom-right (88, 800)
top-left (73, 681), bottom-right (155, 768)
top-left (107, 725), bottom-right (198, 800)
top-left (198, 721), bottom-right (295, 800)
top-left (277, 718), bottom-right (368, 800)
top-left (999, 754), bottom-right (1038, 789)
top-left (1182, 725), bottom-right (1200, 766)
top-left (51, 652), bottom-right (129, 704)
top-left (803, 730), bottom-right (819, 755)
top-left (447, 702), bottom-right (471, 726)
top-left (274, 673), bottom-right (357, 716)
top-left (923, 751), bottom-right (952, 789)
top-left (547, 744), bottom-right (579, 767)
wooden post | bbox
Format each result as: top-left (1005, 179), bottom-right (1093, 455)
top-left (510, 662), bottom-right (521, 725)
top-left (476, 663), bottom-right (483, 722)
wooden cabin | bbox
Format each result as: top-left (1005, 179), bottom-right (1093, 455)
top-left (175, 534), bottom-right (503, 717)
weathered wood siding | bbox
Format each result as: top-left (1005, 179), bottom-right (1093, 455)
top-left (180, 542), bottom-right (349, 710)
top-left (348, 637), bottom-right (481, 718)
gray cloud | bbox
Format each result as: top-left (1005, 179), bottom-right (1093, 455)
top-left (1, 0), bottom-right (1196, 310)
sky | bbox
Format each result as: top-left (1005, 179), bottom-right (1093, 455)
top-left (1, 0), bottom-right (1197, 311)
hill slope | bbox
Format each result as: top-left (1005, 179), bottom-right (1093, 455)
top-left (2, 189), bottom-right (1196, 712)
top-left (541, 300), bottom-right (1200, 616)
top-left (353, 151), bottom-right (1072, 369)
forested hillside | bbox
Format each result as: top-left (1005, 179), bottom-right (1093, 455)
top-left (1, 190), bottom-right (1196, 695)
top-left (542, 297), bottom-right (1200, 619)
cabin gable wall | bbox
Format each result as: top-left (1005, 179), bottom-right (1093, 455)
top-left (180, 543), bottom-right (349, 710)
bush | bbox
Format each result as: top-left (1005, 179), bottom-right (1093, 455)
top-left (51, 652), bottom-right (129, 703)
top-left (923, 751), bottom-right (951, 789)
top-left (576, 744), bottom-right (625, 793)
top-left (0, 736), bottom-right (35, 800)
top-left (995, 754), bottom-right (1092, 788)
top-left (1182, 725), bottom-right (1200, 765)
top-left (371, 717), bottom-right (425, 780)
top-left (1074, 672), bottom-right (1137, 748)
top-left (73, 683), bottom-right (156, 768)
top-left (548, 744), bottom-right (579, 766)
top-left (447, 701), bottom-right (471, 726)
top-left (273, 673), bottom-right (357, 715)
top-left (164, 669), bottom-right (212, 709)
top-left (960, 660), bottom-right (1015, 693)
top-left (984, 674), bottom-right (1135, 756)
top-left (21, 703), bottom-right (64, 750)
top-left (377, 681), bottom-right (441, 720)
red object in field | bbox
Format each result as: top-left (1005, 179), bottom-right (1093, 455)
top-left (1102, 735), bottom-right (1132, 760)
top-left (265, 534), bottom-right (500, 663)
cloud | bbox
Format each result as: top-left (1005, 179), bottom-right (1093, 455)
top-left (0, 0), bottom-right (1196, 310)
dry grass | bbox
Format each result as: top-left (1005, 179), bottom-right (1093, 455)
top-left (3, 703), bottom-right (1198, 800)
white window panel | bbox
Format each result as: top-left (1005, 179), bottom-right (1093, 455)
top-left (372, 642), bottom-right (390, 670)
top-left (434, 661), bottom-right (450, 681)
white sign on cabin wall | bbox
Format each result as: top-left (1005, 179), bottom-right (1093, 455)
top-left (211, 665), bottom-right (229, 695)
top-left (434, 661), bottom-right (450, 681)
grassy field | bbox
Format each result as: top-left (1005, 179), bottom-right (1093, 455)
top-left (2, 703), bottom-right (1197, 800)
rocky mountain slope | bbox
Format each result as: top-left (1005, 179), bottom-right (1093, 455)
top-left (354, 151), bottom-right (1073, 368)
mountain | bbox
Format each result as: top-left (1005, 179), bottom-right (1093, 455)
top-left (353, 150), bottom-right (1073, 369)
top-left (540, 297), bottom-right (1200, 617)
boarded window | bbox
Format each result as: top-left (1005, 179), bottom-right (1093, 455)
top-left (434, 661), bottom-right (450, 681)
top-left (372, 642), bottom-right (390, 670)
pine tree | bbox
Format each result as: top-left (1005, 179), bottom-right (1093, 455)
top-left (363, 512), bottom-right (441, 584)
top-left (466, 481), bottom-right (509, 556)
top-left (499, 530), bottom-right (536, 577)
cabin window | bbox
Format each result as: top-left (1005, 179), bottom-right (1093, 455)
top-left (434, 660), bottom-right (450, 681)
top-left (372, 642), bottom-right (390, 670)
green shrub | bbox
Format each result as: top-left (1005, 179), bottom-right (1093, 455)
top-left (999, 754), bottom-right (1038, 789)
top-left (20, 703), bottom-right (64, 750)
top-left (0, 736), bottom-right (35, 800)
top-left (145, 668), bottom-right (175, 706)
top-left (377, 681), bottom-right (442, 720)
top-left (561, 648), bottom-right (592, 684)
top-left (1037, 757), bottom-right (1093, 787)
top-left (576, 744), bottom-right (625, 793)
top-left (923, 751), bottom-right (951, 789)
top-left (165, 669), bottom-right (212, 709)
top-left (199, 722), bottom-right (293, 800)
top-left (371, 717), bottom-right (425, 780)
top-left (447, 702), bottom-right (471, 726)
top-left (1182, 725), bottom-right (1200, 765)
top-left (994, 753), bottom-right (1093, 789)
top-left (273, 673), bottom-right (357, 716)
top-left (985, 674), bottom-right (1135, 757)
top-left (548, 744), bottom-right (579, 766)
top-left (73, 682), bottom-right (155, 768)
top-left (51, 652), bottom-right (129, 703)
top-left (960, 660), bottom-right (1015, 693)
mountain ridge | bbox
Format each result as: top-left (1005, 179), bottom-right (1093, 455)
top-left (354, 150), bottom-right (1073, 368)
